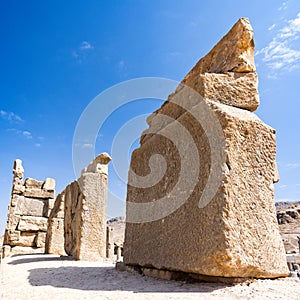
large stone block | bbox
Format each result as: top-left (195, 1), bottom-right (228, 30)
top-left (14, 197), bottom-right (48, 217)
top-left (184, 72), bottom-right (259, 111)
top-left (43, 178), bottom-right (55, 191)
top-left (181, 18), bottom-right (258, 112)
top-left (24, 178), bottom-right (43, 189)
top-left (5, 215), bottom-right (20, 231)
top-left (23, 188), bottom-right (54, 199)
top-left (64, 153), bottom-right (111, 261)
top-left (45, 218), bottom-right (66, 255)
top-left (124, 18), bottom-right (288, 280)
top-left (10, 232), bottom-right (37, 247)
top-left (45, 191), bottom-right (66, 255)
top-left (10, 246), bottom-right (44, 255)
top-left (18, 216), bottom-right (48, 232)
top-left (124, 96), bottom-right (288, 279)
top-left (35, 232), bottom-right (46, 248)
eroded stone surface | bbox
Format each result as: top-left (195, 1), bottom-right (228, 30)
top-left (2, 160), bottom-right (55, 257)
top-left (124, 18), bottom-right (288, 280)
top-left (45, 153), bottom-right (111, 260)
top-left (63, 154), bottom-right (111, 261)
top-left (181, 18), bottom-right (259, 111)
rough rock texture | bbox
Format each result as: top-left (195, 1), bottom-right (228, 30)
top-left (2, 159), bottom-right (55, 257)
top-left (124, 18), bottom-right (288, 280)
top-left (45, 191), bottom-right (66, 256)
top-left (276, 201), bottom-right (300, 254)
top-left (182, 18), bottom-right (259, 111)
top-left (46, 153), bottom-right (111, 261)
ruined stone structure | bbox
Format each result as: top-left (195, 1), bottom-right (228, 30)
top-left (124, 18), bottom-right (289, 281)
top-left (3, 159), bottom-right (55, 257)
top-left (106, 217), bottom-right (125, 261)
top-left (45, 191), bottom-right (66, 256)
top-left (45, 153), bottom-right (111, 261)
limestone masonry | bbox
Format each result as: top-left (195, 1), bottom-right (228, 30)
top-left (45, 153), bottom-right (111, 261)
top-left (124, 18), bottom-right (289, 281)
top-left (3, 159), bottom-right (55, 257)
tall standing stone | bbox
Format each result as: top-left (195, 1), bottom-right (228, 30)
top-left (123, 18), bottom-right (289, 280)
top-left (45, 191), bottom-right (66, 256)
top-left (63, 153), bottom-right (111, 261)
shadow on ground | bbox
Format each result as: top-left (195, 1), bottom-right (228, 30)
top-left (8, 255), bottom-right (72, 265)
top-left (28, 266), bottom-right (229, 293)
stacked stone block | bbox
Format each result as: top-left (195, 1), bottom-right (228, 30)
top-left (3, 159), bottom-right (55, 257)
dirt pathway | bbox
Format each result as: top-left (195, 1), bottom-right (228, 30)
top-left (1, 254), bottom-right (300, 299)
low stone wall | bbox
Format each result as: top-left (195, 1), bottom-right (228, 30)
top-left (2, 159), bottom-right (55, 257)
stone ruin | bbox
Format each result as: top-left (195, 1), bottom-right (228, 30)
top-left (2, 159), bottom-right (55, 257)
top-left (45, 153), bottom-right (111, 261)
top-left (123, 18), bottom-right (289, 281)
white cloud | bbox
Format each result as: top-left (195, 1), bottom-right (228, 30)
top-left (286, 162), bottom-right (300, 168)
top-left (268, 24), bottom-right (276, 31)
top-left (0, 109), bottom-right (23, 122)
top-left (80, 41), bottom-right (94, 50)
top-left (72, 41), bottom-right (94, 62)
top-left (279, 184), bottom-right (288, 189)
top-left (22, 131), bottom-right (32, 139)
top-left (257, 12), bottom-right (300, 73)
top-left (35, 143), bottom-right (41, 147)
top-left (278, 1), bottom-right (288, 11)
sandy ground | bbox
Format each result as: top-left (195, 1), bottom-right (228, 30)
top-left (1, 254), bottom-right (300, 300)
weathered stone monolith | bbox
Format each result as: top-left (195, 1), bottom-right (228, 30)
top-left (45, 191), bottom-right (66, 256)
top-left (63, 153), bottom-right (111, 261)
top-left (123, 18), bottom-right (289, 281)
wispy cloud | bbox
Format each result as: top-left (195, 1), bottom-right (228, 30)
top-left (286, 162), bottom-right (300, 168)
top-left (22, 130), bottom-right (32, 139)
top-left (80, 41), bottom-right (94, 50)
top-left (256, 12), bottom-right (300, 74)
top-left (279, 184), bottom-right (288, 189)
top-left (268, 24), bottom-right (276, 31)
top-left (0, 110), bottom-right (23, 122)
top-left (72, 41), bottom-right (94, 62)
top-left (278, 1), bottom-right (288, 11)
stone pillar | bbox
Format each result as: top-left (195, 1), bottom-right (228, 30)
top-left (123, 18), bottom-right (289, 281)
top-left (106, 226), bottom-right (115, 259)
top-left (45, 191), bottom-right (66, 256)
top-left (64, 153), bottom-right (111, 261)
top-left (116, 245), bottom-right (122, 262)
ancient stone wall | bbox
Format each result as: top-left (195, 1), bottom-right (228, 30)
top-left (124, 18), bottom-right (289, 280)
top-left (2, 159), bottom-right (55, 257)
top-left (45, 153), bottom-right (111, 261)
top-left (45, 191), bottom-right (66, 256)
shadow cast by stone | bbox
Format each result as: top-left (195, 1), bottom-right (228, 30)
top-left (28, 266), bottom-right (229, 293)
top-left (8, 255), bottom-right (72, 265)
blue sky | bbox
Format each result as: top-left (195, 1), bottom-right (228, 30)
top-left (1, 0), bottom-right (300, 234)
